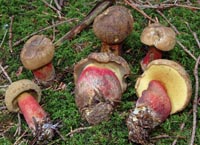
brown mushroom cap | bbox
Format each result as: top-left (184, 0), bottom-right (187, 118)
top-left (140, 23), bottom-right (176, 51)
top-left (20, 35), bottom-right (55, 70)
top-left (93, 5), bottom-right (133, 44)
top-left (135, 59), bottom-right (192, 114)
top-left (74, 52), bottom-right (130, 92)
top-left (5, 79), bottom-right (41, 112)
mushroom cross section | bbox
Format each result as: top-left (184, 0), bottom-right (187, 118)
top-left (135, 59), bottom-right (192, 114)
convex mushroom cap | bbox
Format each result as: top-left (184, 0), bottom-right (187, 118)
top-left (135, 59), bottom-right (192, 114)
top-left (5, 79), bottom-right (41, 112)
top-left (20, 35), bottom-right (55, 70)
top-left (140, 23), bottom-right (176, 51)
top-left (74, 52), bottom-right (130, 92)
top-left (93, 5), bottom-right (134, 44)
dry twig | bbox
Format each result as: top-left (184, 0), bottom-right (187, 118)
top-left (14, 113), bottom-right (22, 136)
top-left (124, 0), bottom-right (156, 23)
top-left (13, 129), bottom-right (28, 145)
top-left (54, 0), bottom-right (62, 10)
top-left (128, 2), bottom-right (200, 10)
top-left (9, 16), bottom-right (14, 53)
top-left (54, 0), bottom-right (113, 47)
top-left (42, 0), bottom-right (62, 19)
top-left (0, 27), bottom-right (8, 49)
top-left (66, 126), bottom-right (92, 137)
top-left (13, 18), bottom-right (77, 47)
top-left (0, 64), bottom-right (12, 84)
top-left (185, 22), bottom-right (200, 49)
top-left (171, 109), bottom-right (192, 145)
top-left (190, 56), bottom-right (200, 145)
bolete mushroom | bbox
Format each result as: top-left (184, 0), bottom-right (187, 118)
top-left (126, 59), bottom-right (192, 144)
top-left (20, 35), bottom-right (55, 85)
top-left (140, 23), bottom-right (176, 70)
top-left (5, 79), bottom-right (54, 140)
top-left (74, 52), bottom-right (130, 124)
top-left (93, 5), bottom-right (133, 55)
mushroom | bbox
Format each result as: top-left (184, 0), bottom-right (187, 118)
top-left (74, 52), bottom-right (130, 124)
top-left (93, 5), bottom-right (133, 55)
top-left (5, 79), bottom-right (54, 140)
top-left (20, 35), bottom-right (55, 85)
top-left (126, 59), bottom-right (192, 144)
top-left (140, 23), bottom-right (176, 70)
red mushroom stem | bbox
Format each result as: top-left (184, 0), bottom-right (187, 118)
top-left (17, 92), bottom-right (47, 130)
top-left (101, 42), bottom-right (122, 56)
top-left (127, 80), bottom-right (171, 144)
top-left (17, 92), bottom-right (54, 140)
top-left (140, 46), bottom-right (162, 70)
top-left (32, 62), bottom-right (55, 82)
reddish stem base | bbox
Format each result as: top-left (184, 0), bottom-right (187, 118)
top-left (101, 42), bottom-right (122, 56)
top-left (33, 62), bottom-right (55, 83)
top-left (17, 92), bottom-right (54, 140)
top-left (17, 92), bottom-right (47, 130)
top-left (140, 46), bottom-right (162, 70)
top-left (127, 80), bottom-right (171, 144)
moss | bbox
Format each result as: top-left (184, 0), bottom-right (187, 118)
top-left (0, 0), bottom-right (199, 144)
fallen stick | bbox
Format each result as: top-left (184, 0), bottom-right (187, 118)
top-left (190, 56), bottom-right (200, 145)
top-left (54, 0), bottom-right (113, 47)
top-left (124, 0), bottom-right (156, 23)
top-left (185, 22), bottom-right (200, 49)
top-left (9, 16), bottom-right (14, 53)
top-left (13, 18), bottom-right (77, 47)
top-left (66, 126), bottom-right (92, 137)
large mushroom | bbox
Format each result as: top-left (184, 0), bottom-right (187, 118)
top-left (126, 59), bottom-right (192, 144)
top-left (74, 52), bottom-right (130, 124)
top-left (5, 79), bottom-right (54, 140)
top-left (20, 35), bottom-right (55, 85)
top-left (93, 5), bottom-right (133, 55)
top-left (140, 23), bottom-right (176, 70)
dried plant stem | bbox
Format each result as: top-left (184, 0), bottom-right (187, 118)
top-left (0, 29), bottom-right (8, 49)
top-left (172, 122), bottom-right (186, 145)
top-left (124, 0), bottom-right (156, 23)
top-left (176, 40), bottom-right (197, 61)
top-left (9, 16), bottom-right (14, 53)
top-left (190, 56), bottom-right (200, 145)
top-left (155, 9), bottom-right (180, 35)
top-left (54, 0), bottom-right (113, 47)
top-left (14, 113), bottom-right (22, 136)
top-left (54, 0), bottom-right (62, 10)
top-left (13, 129), bottom-right (28, 145)
top-left (13, 18), bottom-right (77, 47)
top-left (0, 64), bottom-right (12, 84)
top-left (128, 3), bottom-right (200, 10)
top-left (42, 0), bottom-right (62, 18)
top-left (66, 126), bottom-right (92, 137)
top-left (185, 22), bottom-right (200, 49)
top-left (154, 9), bottom-right (198, 62)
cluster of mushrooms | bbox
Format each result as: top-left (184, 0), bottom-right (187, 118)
top-left (4, 5), bottom-right (192, 145)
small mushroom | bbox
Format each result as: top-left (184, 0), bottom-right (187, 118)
top-left (93, 5), bottom-right (133, 55)
top-left (74, 52), bottom-right (130, 124)
top-left (140, 23), bottom-right (176, 70)
top-left (20, 35), bottom-right (55, 85)
top-left (5, 79), bottom-right (54, 140)
top-left (126, 59), bottom-right (192, 144)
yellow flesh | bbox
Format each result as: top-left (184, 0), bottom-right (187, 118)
top-left (136, 65), bottom-right (189, 114)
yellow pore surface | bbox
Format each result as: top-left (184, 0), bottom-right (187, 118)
top-left (135, 63), bottom-right (192, 114)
